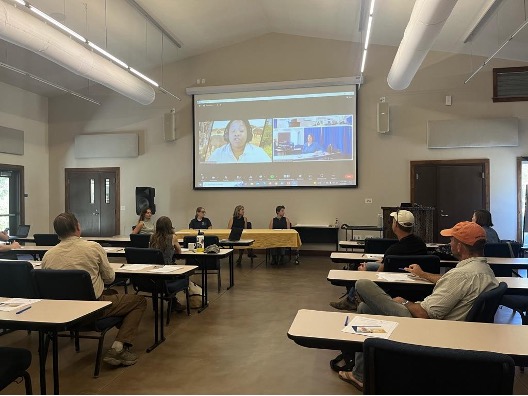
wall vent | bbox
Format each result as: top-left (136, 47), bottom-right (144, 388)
top-left (493, 67), bottom-right (528, 102)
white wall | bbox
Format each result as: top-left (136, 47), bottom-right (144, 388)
top-left (0, 81), bottom-right (49, 233)
top-left (43, 33), bottom-right (528, 240)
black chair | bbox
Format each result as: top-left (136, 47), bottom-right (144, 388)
top-left (0, 260), bottom-right (35, 298)
top-left (466, 282), bottom-right (508, 323)
top-left (129, 233), bottom-right (151, 248)
top-left (31, 269), bottom-right (123, 378)
top-left (0, 347), bottom-right (32, 394)
top-left (183, 235), bottom-right (222, 292)
top-left (364, 238), bottom-right (398, 254)
top-left (363, 338), bottom-right (514, 394)
top-left (124, 247), bottom-right (190, 322)
top-left (383, 255), bottom-right (441, 274)
top-left (484, 242), bottom-right (522, 277)
top-left (33, 233), bottom-right (59, 246)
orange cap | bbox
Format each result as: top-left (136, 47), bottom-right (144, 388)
top-left (440, 221), bottom-right (486, 246)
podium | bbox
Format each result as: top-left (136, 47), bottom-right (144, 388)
top-left (381, 206), bottom-right (435, 242)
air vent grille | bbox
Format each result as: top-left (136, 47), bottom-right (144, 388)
top-left (493, 67), bottom-right (528, 102)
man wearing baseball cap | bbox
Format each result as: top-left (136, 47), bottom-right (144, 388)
top-left (330, 210), bottom-right (427, 311)
top-left (338, 221), bottom-right (499, 391)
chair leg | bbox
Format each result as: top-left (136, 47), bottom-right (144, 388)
top-left (74, 330), bottom-right (80, 352)
top-left (93, 332), bottom-right (106, 378)
top-left (166, 298), bottom-right (172, 326)
top-left (23, 371), bottom-right (32, 395)
top-left (218, 268), bottom-right (221, 293)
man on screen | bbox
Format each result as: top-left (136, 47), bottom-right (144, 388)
top-left (207, 119), bottom-right (271, 163)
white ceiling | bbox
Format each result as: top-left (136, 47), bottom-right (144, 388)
top-left (0, 0), bottom-right (527, 99)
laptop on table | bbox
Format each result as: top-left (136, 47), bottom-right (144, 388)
top-left (220, 227), bottom-right (244, 243)
top-left (9, 225), bottom-right (30, 239)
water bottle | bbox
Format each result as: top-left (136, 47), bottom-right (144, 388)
top-left (196, 230), bottom-right (204, 252)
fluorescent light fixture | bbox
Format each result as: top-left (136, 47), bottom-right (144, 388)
top-left (88, 41), bottom-right (128, 69)
top-left (28, 5), bottom-right (86, 42)
top-left (463, 0), bottom-right (505, 43)
top-left (0, 61), bottom-right (100, 105)
top-left (130, 67), bottom-right (159, 87)
top-left (360, 0), bottom-right (375, 74)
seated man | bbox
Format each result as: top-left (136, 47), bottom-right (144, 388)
top-left (338, 221), bottom-right (499, 391)
top-left (0, 231), bottom-right (21, 259)
top-left (330, 210), bottom-right (427, 311)
top-left (42, 212), bottom-right (147, 367)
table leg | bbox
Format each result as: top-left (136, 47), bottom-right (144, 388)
top-left (228, 250), bottom-right (234, 289)
top-left (146, 291), bottom-right (162, 352)
top-left (52, 331), bottom-right (59, 394)
top-left (38, 331), bottom-right (47, 395)
top-left (198, 260), bottom-right (208, 313)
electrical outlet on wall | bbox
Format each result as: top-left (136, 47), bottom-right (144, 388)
top-left (365, 198), bottom-right (373, 204)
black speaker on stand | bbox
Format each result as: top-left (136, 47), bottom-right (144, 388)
top-left (135, 187), bottom-right (156, 215)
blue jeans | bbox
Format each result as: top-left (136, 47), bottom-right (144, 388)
top-left (345, 262), bottom-right (381, 302)
top-left (351, 279), bottom-right (412, 382)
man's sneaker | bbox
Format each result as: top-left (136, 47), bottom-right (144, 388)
top-left (330, 298), bottom-right (357, 311)
top-left (103, 347), bottom-right (138, 366)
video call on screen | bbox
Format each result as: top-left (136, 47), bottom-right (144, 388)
top-left (193, 84), bottom-right (358, 189)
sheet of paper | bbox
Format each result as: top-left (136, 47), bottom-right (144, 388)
top-left (377, 273), bottom-right (416, 282)
top-left (365, 254), bottom-right (384, 259)
top-left (148, 266), bottom-right (184, 273)
top-left (0, 298), bottom-right (41, 312)
top-left (342, 315), bottom-right (398, 339)
top-left (119, 264), bottom-right (151, 271)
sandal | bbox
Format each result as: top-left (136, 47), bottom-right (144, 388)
top-left (338, 370), bottom-right (363, 392)
top-left (330, 353), bottom-right (355, 372)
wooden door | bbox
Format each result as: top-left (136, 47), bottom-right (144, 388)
top-left (66, 168), bottom-right (120, 237)
top-left (411, 160), bottom-right (489, 242)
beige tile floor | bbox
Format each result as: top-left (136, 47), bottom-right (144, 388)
top-left (1, 254), bottom-right (528, 394)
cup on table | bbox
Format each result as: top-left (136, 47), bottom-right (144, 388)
top-left (187, 243), bottom-right (195, 250)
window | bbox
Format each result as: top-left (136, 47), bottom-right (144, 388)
top-left (0, 164), bottom-right (24, 233)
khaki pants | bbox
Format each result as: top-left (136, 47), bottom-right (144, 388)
top-left (99, 293), bottom-right (147, 346)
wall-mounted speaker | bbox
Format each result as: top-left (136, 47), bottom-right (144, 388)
top-left (377, 102), bottom-right (390, 133)
top-left (164, 112), bottom-right (176, 142)
top-left (135, 187), bottom-right (156, 215)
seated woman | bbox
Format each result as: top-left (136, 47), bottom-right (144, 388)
top-left (149, 216), bottom-right (186, 312)
top-left (189, 207), bottom-right (212, 229)
top-left (472, 209), bottom-right (500, 243)
top-left (301, 133), bottom-right (323, 154)
top-left (227, 205), bottom-right (256, 266)
top-left (132, 208), bottom-right (155, 235)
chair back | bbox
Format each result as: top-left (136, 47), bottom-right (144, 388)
top-left (0, 261), bottom-right (35, 298)
top-left (363, 338), bottom-right (514, 394)
top-left (129, 233), bottom-right (151, 248)
top-left (484, 242), bottom-right (522, 258)
top-left (33, 233), bottom-right (60, 246)
top-left (247, 221), bottom-right (252, 229)
top-left (384, 255), bottom-right (441, 274)
top-left (32, 269), bottom-right (97, 301)
top-left (466, 282), bottom-right (507, 323)
top-left (182, 235), bottom-right (219, 247)
top-left (125, 247), bottom-right (164, 264)
top-left (364, 238), bottom-right (398, 254)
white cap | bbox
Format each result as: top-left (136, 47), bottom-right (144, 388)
top-left (390, 210), bottom-right (414, 227)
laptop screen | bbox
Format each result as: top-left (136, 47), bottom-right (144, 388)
top-left (16, 225), bottom-right (30, 237)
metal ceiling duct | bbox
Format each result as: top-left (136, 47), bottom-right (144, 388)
top-left (0, 0), bottom-right (156, 105)
top-left (387, 0), bottom-right (458, 90)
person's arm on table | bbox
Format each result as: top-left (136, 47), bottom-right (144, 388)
top-left (393, 296), bottom-right (430, 319)
top-left (404, 264), bottom-right (442, 284)
top-left (0, 241), bottom-right (20, 252)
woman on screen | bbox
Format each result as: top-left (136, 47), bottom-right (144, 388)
top-left (301, 133), bottom-right (323, 154)
top-left (207, 119), bottom-right (271, 163)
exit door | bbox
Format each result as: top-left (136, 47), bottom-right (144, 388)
top-left (66, 168), bottom-right (120, 237)
top-left (411, 160), bottom-right (489, 242)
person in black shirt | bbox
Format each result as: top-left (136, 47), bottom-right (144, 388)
top-left (227, 205), bottom-right (256, 265)
top-left (330, 210), bottom-right (427, 310)
top-left (189, 207), bottom-right (212, 229)
top-left (268, 205), bottom-right (291, 265)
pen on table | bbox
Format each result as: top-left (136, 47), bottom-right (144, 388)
top-left (344, 316), bottom-right (349, 326)
top-left (16, 306), bottom-right (32, 314)
top-left (120, 264), bottom-right (125, 268)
